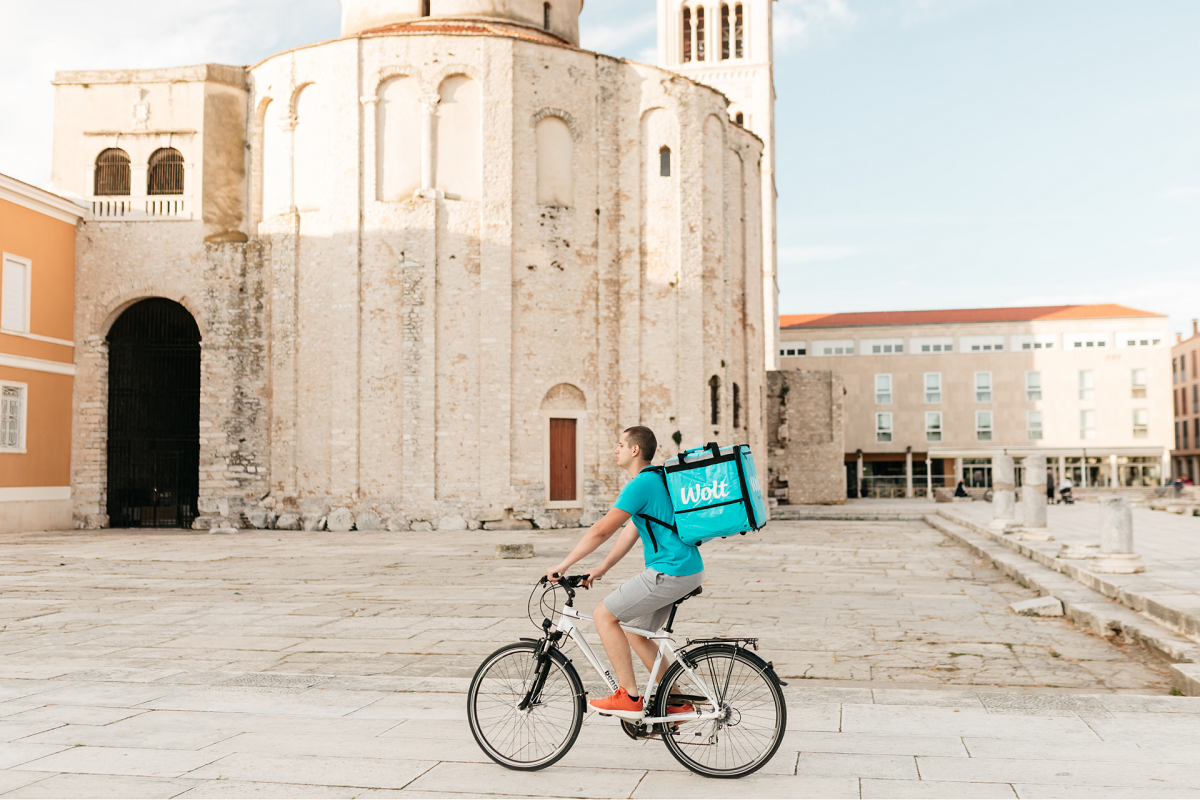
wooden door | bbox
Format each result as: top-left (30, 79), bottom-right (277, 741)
top-left (549, 418), bottom-right (577, 502)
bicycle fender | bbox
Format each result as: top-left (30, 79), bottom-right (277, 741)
top-left (679, 642), bottom-right (787, 687)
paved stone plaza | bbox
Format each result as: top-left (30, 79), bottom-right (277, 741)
top-left (1, 520), bottom-right (1200, 798)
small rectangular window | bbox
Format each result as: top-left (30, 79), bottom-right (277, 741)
top-left (0, 384), bottom-right (25, 451)
top-left (1131, 368), bottom-right (1147, 399)
top-left (1027, 410), bottom-right (1043, 440)
top-left (924, 372), bottom-right (941, 404)
top-left (875, 412), bottom-right (893, 442)
top-left (1133, 409), bottom-right (1149, 439)
top-left (925, 411), bottom-right (942, 442)
top-left (1079, 370), bottom-right (1095, 401)
top-left (1081, 409), bottom-right (1096, 440)
top-left (975, 411), bottom-right (993, 442)
top-left (2, 255), bottom-right (31, 334)
top-left (875, 374), bottom-right (892, 405)
top-left (1026, 371), bottom-right (1042, 401)
top-left (975, 371), bottom-right (992, 403)
top-left (1194, 384), bottom-right (1198, 414)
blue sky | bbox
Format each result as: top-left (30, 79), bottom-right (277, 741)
top-left (2, 0), bottom-right (1197, 335)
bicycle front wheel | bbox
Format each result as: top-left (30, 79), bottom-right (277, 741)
top-left (655, 644), bottom-right (787, 778)
top-left (467, 641), bottom-right (585, 770)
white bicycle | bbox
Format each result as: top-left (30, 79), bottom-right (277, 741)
top-left (467, 574), bottom-right (788, 778)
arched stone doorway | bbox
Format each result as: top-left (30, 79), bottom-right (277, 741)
top-left (106, 298), bottom-right (201, 528)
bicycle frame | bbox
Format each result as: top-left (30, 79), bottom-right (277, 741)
top-left (554, 605), bottom-right (723, 726)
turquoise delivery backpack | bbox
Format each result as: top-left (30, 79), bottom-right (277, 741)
top-left (651, 442), bottom-right (767, 547)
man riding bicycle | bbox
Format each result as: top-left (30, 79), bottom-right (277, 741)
top-left (546, 426), bottom-right (704, 721)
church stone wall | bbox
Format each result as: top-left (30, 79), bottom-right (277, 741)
top-left (58, 26), bottom-right (770, 532)
top-left (766, 370), bottom-right (846, 506)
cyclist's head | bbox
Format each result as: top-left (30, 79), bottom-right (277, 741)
top-left (619, 426), bottom-right (657, 466)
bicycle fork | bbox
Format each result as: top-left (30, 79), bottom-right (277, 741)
top-left (518, 636), bottom-right (558, 711)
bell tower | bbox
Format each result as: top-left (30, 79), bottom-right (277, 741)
top-left (657, 0), bottom-right (778, 370)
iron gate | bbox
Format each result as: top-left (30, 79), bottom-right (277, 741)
top-left (106, 299), bottom-right (201, 528)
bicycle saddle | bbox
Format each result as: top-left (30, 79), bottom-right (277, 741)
top-left (673, 586), bottom-right (703, 606)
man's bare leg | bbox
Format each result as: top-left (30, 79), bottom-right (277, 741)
top-left (627, 632), bottom-right (669, 683)
top-left (594, 601), bottom-right (638, 696)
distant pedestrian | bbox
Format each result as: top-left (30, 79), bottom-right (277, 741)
top-left (1058, 476), bottom-right (1073, 504)
top-left (1175, 477), bottom-right (1184, 497)
top-left (1046, 477), bottom-right (1055, 504)
top-left (954, 480), bottom-right (970, 498)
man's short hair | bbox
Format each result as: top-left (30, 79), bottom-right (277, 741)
top-left (623, 426), bottom-right (657, 462)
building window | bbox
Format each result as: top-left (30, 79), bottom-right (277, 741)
top-left (709, 375), bottom-right (720, 425)
top-left (1027, 410), bottom-right (1043, 440)
top-left (875, 412), bottom-right (893, 443)
top-left (924, 372), bottom-right (941, 404)
top-left (696, 6), bottom-right (706, 61)
top-left (659, 146), bottom-right (671, 177)
top-left (925, 411), bottom-right (942, 442)
top-left (1081, 409), bottom-right (1096, 440)
top-left (1079, 370), bottom-right (1095, 401)
top-left (1132, 368), bottom-right (1147, 399)
top-left (1193, 383), bottom-right (1199, 414)
top-left (1173, 358), bottom-right (1178, 384)
top-left (721, 4), bottom-right (731, 59)
top-left (1133, 409), bottom-right (1149, 439)
top-left (976, 411), bottom-right (993, 441)
top-left (1183, 356), bottom-right (1189, 381)
top-left (1, 254), bottom-right (31, 334)
top-left (543, 2), bottom-right (551, 29)
top-left (875, 374), bottom-right (892, 404)
top-left (735, 112), bottom-right (744, 126)
top-left (94, 148), bottom-right (131, 196)
top-left (1026, 371), bottom-right (1042, 402)
top-left (0, 384), bottom-right (25, 451)
top-left (421, 0), bottom-right (430, 15)
top-left (974, 371), bottom-right (991, 403)
top-left (147, 147), bottom-right (185, 195)
top-left (733, 383), bottom-right (741, 428)
top-left (682, 7), bottom-right (692, 62)
top-left (734, 3), bottom-right (744, 57)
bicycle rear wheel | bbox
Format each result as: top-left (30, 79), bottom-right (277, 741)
top-left (467, 641), bottom-right (585, 770)
top-left (655, 644), bottom-right (786, 778)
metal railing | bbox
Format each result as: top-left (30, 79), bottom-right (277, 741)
top-left (859, 475), bottom-right (956, 499)
top-left (91, 196), bottom-right (190, 220)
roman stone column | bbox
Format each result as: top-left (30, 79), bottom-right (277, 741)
top-left (1018, 454), bottom-right (1052, 540)
top-left (990, 454), bottom-right (1016, 529)
top-left (905, 447), bottom-right (913, 499)
top-left (1092, 496), bottom-right (1145, 573)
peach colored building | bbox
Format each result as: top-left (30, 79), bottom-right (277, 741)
top-left (1172, 321), bottom-right (1200, 482)
top-left (779, 305), bottom-right (1172, 498)
top-left (0, 173), bottom-right (84, 532)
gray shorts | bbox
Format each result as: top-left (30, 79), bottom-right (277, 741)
top-left (604, 569), bottom-right (705, 633)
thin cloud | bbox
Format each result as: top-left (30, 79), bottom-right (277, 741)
top-left (779, 244), bottom-right (872, 263)
top-left (1164, 187), bottom-right (1200, 199)
top-left (775, 0), bottom-right (857, 51)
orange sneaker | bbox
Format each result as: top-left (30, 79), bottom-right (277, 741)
top-left (589, 688), bottom-right (644, 720)
top-left (666, 700), bottom-right (694, 716)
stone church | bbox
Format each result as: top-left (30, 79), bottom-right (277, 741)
top-left (51, 0), bottom-right (781, 531)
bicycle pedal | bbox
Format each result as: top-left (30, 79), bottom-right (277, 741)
top-left (598, 712), bottom-right (611, 717)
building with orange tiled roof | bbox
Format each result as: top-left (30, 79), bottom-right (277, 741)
top-left (777, 304), bottom-right (1172, 500)
top-left (1172, 321), bottom-right (1200, 482)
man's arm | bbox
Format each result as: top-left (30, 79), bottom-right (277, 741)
top-left (547, 507), bottom-right (632, 583)
top-left (582, 520), bottom-right (640, 589)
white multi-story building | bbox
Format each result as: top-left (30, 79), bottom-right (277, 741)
top-left (658, 0), bottom-right (778, 370)
top-left (779, 305), bottom-right (1173, 498)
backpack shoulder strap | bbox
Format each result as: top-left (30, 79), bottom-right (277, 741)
top-left (633, 466), bottom-right (677, 553)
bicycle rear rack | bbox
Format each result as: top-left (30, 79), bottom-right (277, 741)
top-left (683, 636), bottom-right (758, 651)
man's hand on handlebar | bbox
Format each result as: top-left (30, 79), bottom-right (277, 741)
top-left (542, 570), bottom-right (593, 590)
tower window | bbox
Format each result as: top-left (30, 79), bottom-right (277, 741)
top-left (696, 6), bottom-right (706, 61)
top-left (659, 146), bottom-right (671, 177)
top-left (721, 5), bottom-right (731, 60)
top-left (147, 147), bottom-right (185, 195)
top-left (682, 7), bottom-right (692, 62)
top-left (733, 383), bottom-right (741, 428)
top-left (543, 2), bottom-right (550, 30)
top-left (421, 0), bottom-right (430, 16)
top-left (734, 3), bottom-right (744, 58)
top-left (94, 148), bottom-right (131, 196)
top-left (735, 112), bottom-right (744, 126)
top-left (710, 375), bottom-right (721, 425)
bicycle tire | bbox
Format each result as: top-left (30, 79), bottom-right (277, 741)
top-left (654, 644), bottom-right (786, 778)
top-left (467, 641), bottom-right (586, 771)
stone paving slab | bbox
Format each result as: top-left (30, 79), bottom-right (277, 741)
top-left (0, 522), bottom-right (1198, 797)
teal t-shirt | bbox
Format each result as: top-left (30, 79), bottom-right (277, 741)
top-left (614, 467), bottom-right (704, 577)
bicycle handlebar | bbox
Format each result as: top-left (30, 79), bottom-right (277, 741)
top-left (541, 573), bottom-right (591, 589)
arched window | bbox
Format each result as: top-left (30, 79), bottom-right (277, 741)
top-left (710, 375), bottom-right (721, 425)
top-left (94, 148), bottom-right (131, 196)
top-left (543, 2), bottom-right (550, 30)
top-left (733, 383), bottom-right (741, 428)
top-left (659, 146), bottom-right (671, 177)
top-left (436, 75), bottom-right (482, 202)
top-left (421, 0), bottom-right (430, 15)
top-left (536, 115), bottom-right (573, 206)
top-left (696, 6), bottom-right (706, 61)
top-left (721, 4), bottom-right (731, 60)
top-left (682, 7), bottom-right (692, 62)
top-left (734, 4), bottom-right (744, 58)
top-left (735, 112), bottom-right (744, 126)
top-left (147, 148), bottom-right (185, 195)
